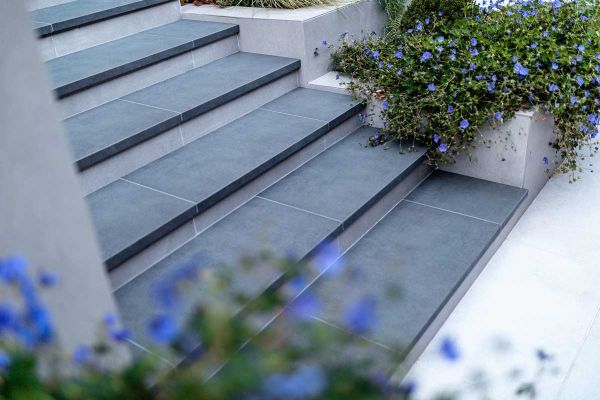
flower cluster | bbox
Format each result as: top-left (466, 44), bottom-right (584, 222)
top-left (333, 0), bottom-right (600, 178)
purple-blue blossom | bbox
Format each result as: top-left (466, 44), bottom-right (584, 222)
top-left (447, 104), bottom-right (454, 113)
top-left (440, 337), bottom-right (460, 361)
top-left (459, 119), bottom-right (470, 130)
top-left (439, 142), bottom-right (448, 153)
top-left (513, 62), bottom-right (529, 78)
top-left (548, 83), bottom-right (559, 92)
top-left (420, 51), bottom-right (432, 62)
top-left (433, 133), bottom-right (440, 143)
top-left (148, 314), bottom-right (178, 344)
top-left (576, 76), bottom-right (585, 87)
top-left (342, 295), bottom-right (377, 334)
top-left (428, 83), bottom-right (436, 92)
top-left (471, 38), bottom-right (477, 46)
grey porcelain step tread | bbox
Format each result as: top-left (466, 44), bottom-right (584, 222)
top-left (114, 127), bottom-right (426, 354)
top-left (31, 0), bottom-right (172, 37)
top-left (47, 20), bottom-right (239, 98)
top-left (303, 170), bottom-right (527, 353)
top-left (65, 52), bottom-right (300, 170)
top-left (87, 88), bottom-right (359, 269)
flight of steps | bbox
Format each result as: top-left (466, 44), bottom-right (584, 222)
top-left (31, 0), bottom-right (529, 377)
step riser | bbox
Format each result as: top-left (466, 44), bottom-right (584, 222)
top-left (37, 1), bottom-right (181, 61)
top-left (27, 0), bottom-right (74, 11)
top-left (57, 36), bottom-right (239, 119)
top-left (79, 71), bottom-right (298, 195)
top-left (109, 115), bottom-right (362, 290)
top-left (390, 192), bottom-right (531, 382)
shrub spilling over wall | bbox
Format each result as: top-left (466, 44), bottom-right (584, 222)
top-left (333, 0), bottom-right (600, 179)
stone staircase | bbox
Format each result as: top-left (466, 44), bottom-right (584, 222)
top-left (31, 0), bottom-right (529, 376)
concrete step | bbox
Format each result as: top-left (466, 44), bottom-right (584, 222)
top-left (86, 88), bottom-right (361, 274)
top-left (295, 170), bottom-right (527, 376)
top-left (32, 0), bottom-right (181, 61)
top-left (112, 125), bottom-right (428, 362)
top-left (48, 20), bottom-right (239, 117)
top-left (67, 52), bottom-right (301, 193)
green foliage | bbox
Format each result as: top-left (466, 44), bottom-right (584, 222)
top-left (387, 0), bottom-right (478, 39)
top-left (214, 0), bottom-right (336, 9)
top-left (332, 0), bottom-right (600, 180)
top-left (378, 0), bottom-right (408, 20)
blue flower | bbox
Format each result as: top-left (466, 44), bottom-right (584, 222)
top-left (576, 44), bottom-right (585, 52)
top-left (487, 82), bottom-right (496, 92)
top-left (110, 328), bottom-right (132, 342)
top-left (548, 83), bottom-right (559, 92)
top-left (427, 83), bottom-right (436, 92)
top-left (288, 293), bottom-right (320, 321)
top-left (400, 381), bottom-right (417, 396)
top-left (576, 55), bottom-right (583, 63)
top-left (437, 36), bottom-right (444, 42)
top-left (321, 39), bottom-right (327, 47)
top-left (433, 133), bottom-right (440, 143)
top-left (439, 142), bottom-right (448, 153)
top-left (588, 113), bottom-right (599, 126)
top-left (397, 68), bottom-right (403, 76)
top-left (0, 304), bottom-right (15, 333)
top-left (416, 22), bottom-right (423, 31)
top-left (542, 30), bottom-right (549, 37)
top-left (440, 337), bottom-right (460, 361)
top-left (395, 50), bottom-right (403, 59)
top-left (570, 96), bottom-right (578, 105)
top-left (543, 157), bottom-right (549, 165)
top-left (436, 46), bottom-right (444, 53)
top-left (263, 364), bottom-right (325, 400)
top-left (381, 101), bottom-right (389, 111)
top-left (459, 119), bottom-right (469, 130)
top-left (494, 111), bottom-right (503, 121)
top-left (536, 348), bottom-right (552, 361)
top-left (551, 0), bottom-right (562, 8)
top-left (72, 345), bottom-right (91, 365)
top-left (25, 303), bottom-right (53, 344)
top-left (372, 50), bottom-right (380, 59)
top-left (424, 18), bottom-right (430, 25)
top-left (469, 63), bottom-right (476, 71)
top-left (342, 295), bottom-right (377, 334)
top-left (513, 62), bottom-right (529, 78)
top-left (420, 51), bottom-right (432, 62)
top-left (312, 241), bottom-right (343, 276)
top-left (531, 42), bottom-right (538, 49)
top-left (449, 53), bottom-right (456, 61)
top-left (551, 61), bottom-right (559, 70)
top-left (470, 48), bottom-right (479, 56)
top-left (471, 38), bottom-right (478, 46)
top-left (0, 350), bottom-right (10, 371)
top-left (576, 76), bottom-right (585, 87)
top-left (447, 104), bottom-right (454, 113)
top-left (0, 254), bottom-right (27, 284)
top-left (148, 314), bottom-right (178, 344)
top-left (407, 28), bottom-right (414, 34)
top-left (37, 269), bottom-right (57, 288)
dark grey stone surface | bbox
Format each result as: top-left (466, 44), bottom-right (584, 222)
top-left (123, 52), bottom-right (300, 122)
top-left (46, 20), bottom-right (238, 97)
top-left (86, 179), bottom-right (196, 270)
top-left (261, 87), bottom-right (362, 129)
top-left (305, 172), bottom-right (526, 353)
top-left (31, 0), bottom-right (171, 36)
top-left (260, 127), bottom-right (426, 222)
top-left (115, 197), bottom-right (339, 352)
top-left (125, 109), bottom-right (328, 205)
top-left (65, 99), bottom-right (180, 169)
top-left (406, 170), bottom-right (528, 224)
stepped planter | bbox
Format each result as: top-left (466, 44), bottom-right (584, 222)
top-left (181, 0), bottom-right (386, 85)
top-left (440, 110), bottom-right (557, 196)
top-left (309, 73), bottom-right (559, 196)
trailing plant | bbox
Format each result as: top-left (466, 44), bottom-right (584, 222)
top-left (332, 0), bottom-right (600, 180)
top-left (378, 0), bottom-right (408, 21)
top-left (386, 0), bottom-right (478, 40)
top-left (181, 0), bottom-right (336, 9)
